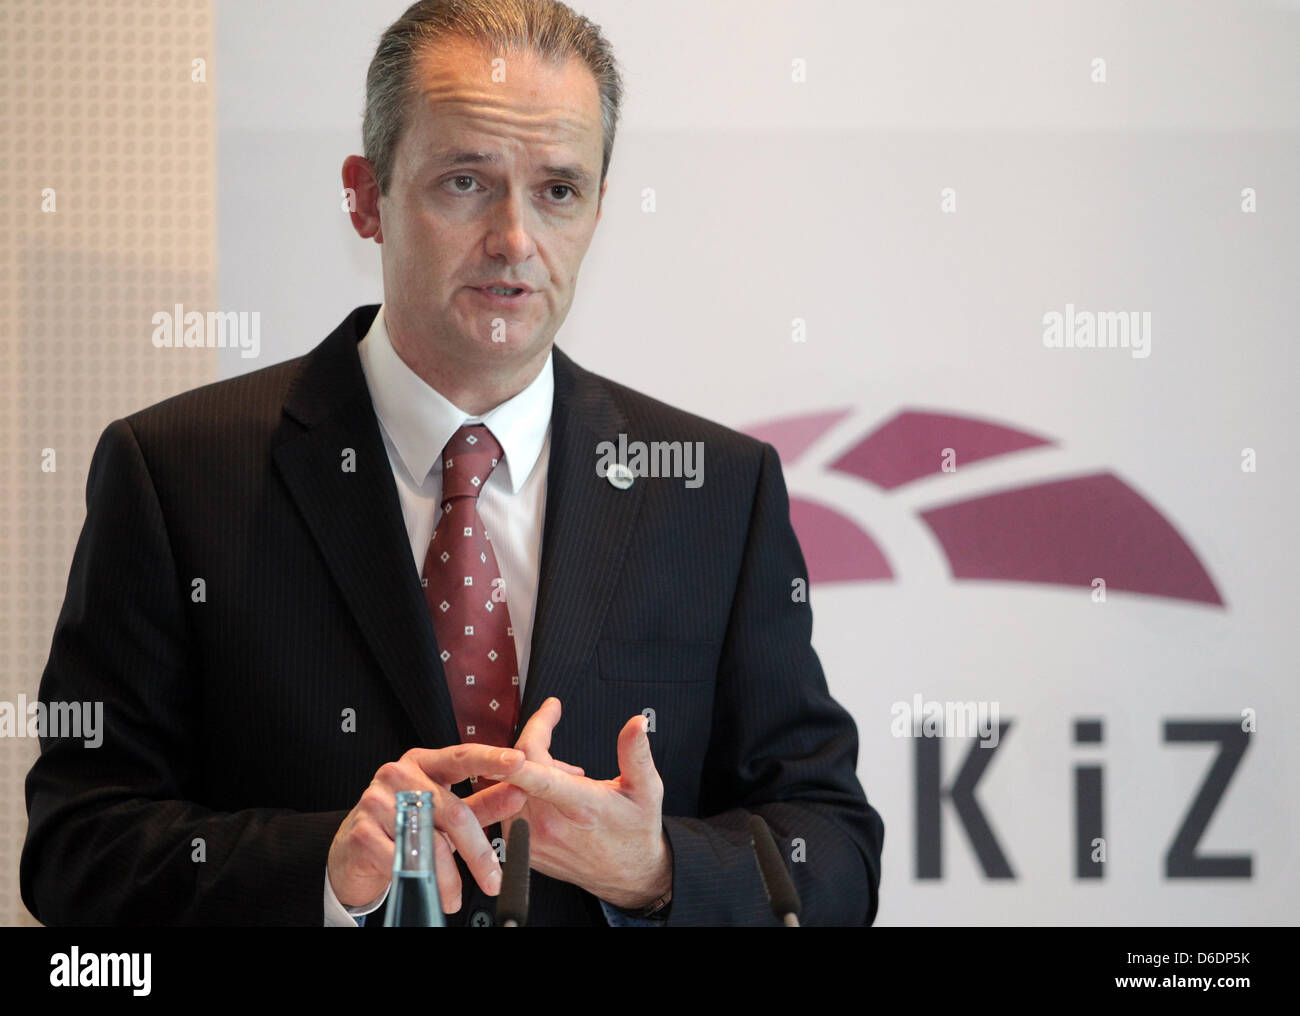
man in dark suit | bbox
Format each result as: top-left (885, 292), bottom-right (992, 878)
top-left (21, 0), bottom-right (883, 926)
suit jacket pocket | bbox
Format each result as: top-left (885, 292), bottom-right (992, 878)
top-left (596, 640), bottom-right (719, 683)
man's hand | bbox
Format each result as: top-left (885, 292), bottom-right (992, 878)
top-left (501, 698), bottom-right (672, 910)
top-left (328, 744), bottom-right (528, 913)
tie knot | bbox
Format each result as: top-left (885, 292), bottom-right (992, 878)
top-left (440, 424), bottom-right (503, 500)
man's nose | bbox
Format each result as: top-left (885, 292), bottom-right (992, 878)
top-left (484, 190), bottom-right (535, 263)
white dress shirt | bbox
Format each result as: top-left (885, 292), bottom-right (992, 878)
top-left (324, 304), bottom-right (552, 926)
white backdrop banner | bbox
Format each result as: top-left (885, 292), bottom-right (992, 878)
top-left (216, 0), bottom-right (1300, 925)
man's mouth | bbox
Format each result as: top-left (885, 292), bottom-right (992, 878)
top-left (484, 286), bottom-right (525, 296)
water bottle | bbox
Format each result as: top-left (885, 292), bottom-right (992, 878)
top-left (382, 790), bottom-right (445, 927)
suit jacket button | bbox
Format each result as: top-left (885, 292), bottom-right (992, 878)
top-left (469, 908), bottom-right (493, 927)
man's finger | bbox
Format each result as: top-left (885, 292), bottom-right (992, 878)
top-left (498, 758), bottom-right (599, 826)
top-left (408, 744), bottom-right (524, 786)
top-left (433, 788), bottom-right (504, 897)
top-left (615, 713), bottom-right (659, 797)
top-left (465, 780), bottom-right (527, 827)
top-left (515, 696), bottom-right (563, 760)
top-left (432, 828), bottom-right (463, 914)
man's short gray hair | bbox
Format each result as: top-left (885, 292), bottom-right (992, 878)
top-left (363, 0), bottom-right (624, 196)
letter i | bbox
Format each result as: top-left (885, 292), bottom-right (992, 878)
top-left (1074, 718), bottom-right (1104, 878)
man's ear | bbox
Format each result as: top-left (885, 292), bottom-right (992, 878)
top-left (594, 177), bottom-right (608, 226)
top-left (341, 155), bottom-right (383, 243)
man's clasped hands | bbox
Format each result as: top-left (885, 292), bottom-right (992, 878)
top-left (327, 697), bottom-right (673, 913)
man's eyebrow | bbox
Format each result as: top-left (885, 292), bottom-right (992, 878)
top-left (433, 150), bottom-right (594, 189)
top-left (434, 149), bottom-right (498, 170)
top-left (540, 163), bottom-right (594, 188)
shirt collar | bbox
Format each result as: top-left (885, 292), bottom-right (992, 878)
top-left (357, 303), bottom-right (553, 494)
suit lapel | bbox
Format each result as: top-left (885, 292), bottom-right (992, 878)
top-left (271, 306), bottom-right (460, 751)
top-left (520, 346), bottom-right (646, 723)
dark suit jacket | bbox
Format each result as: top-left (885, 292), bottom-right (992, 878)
top-left (21, 304), bottom-right (884, 926)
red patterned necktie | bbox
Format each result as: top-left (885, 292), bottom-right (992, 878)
top-left (423, 424), bottom-right (520, 752)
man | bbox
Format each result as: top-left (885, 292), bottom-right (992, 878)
top-left (22, 0), bottom-right (883, 926)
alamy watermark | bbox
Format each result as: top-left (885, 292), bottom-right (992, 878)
top-left (891, 693), bottom-right (1000, 748)
top-left (0, 695), bottom-right (103, 747)
top-left (1042, 303), bottom-right (1151, 359)
top-left (595, 433), bottom-right (704, 488)
top-left (50, 948), bottom-right (150, 996)
top-left (151, 303), bottom-right (260, 359)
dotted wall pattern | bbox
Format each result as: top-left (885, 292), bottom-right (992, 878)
top-left (0, 0), bottom-right (217, 926)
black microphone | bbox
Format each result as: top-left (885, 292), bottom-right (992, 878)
top-left (748, 813), bottom-right (801, 927)
top-left (496, 819), bottom-right (531, 927)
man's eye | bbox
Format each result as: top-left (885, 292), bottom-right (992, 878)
top-left (548, 185), bottom-right (576, 202)
top-left (446, 176), bottom-right (478, 193)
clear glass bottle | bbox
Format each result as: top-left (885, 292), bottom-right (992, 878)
top-left (382, 790), bottom-right (445, 927)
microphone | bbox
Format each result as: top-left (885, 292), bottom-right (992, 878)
top-left (496, 819), bottom-right (531, 927)
top-left (748, 813), bottom-right (801, 927)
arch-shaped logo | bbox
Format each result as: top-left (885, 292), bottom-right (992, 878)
top-left (743, 408), bottom-right (1224, 607)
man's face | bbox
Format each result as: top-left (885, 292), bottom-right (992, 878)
top-left (377, 36), bottom-right (607, 373)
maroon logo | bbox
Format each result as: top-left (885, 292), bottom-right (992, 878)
top-left (744, 408), bottom-right (1224, 607)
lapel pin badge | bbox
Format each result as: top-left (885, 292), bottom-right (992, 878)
top-left (606, 462), bottom-right (635, 490)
